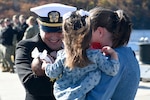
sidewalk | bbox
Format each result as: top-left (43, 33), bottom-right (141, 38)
top-left (135, 81), bottom-right (150, 100)
top-left (0, 54), bottom-right (150, 100)
top-left (134, 51), bottom-right (150, 100)
top-left (0, 71), bottom-right (25, 100)
top-left (1, 70), bottom-right (150, 100)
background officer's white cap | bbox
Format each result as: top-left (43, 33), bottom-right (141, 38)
top-left (30, 3), bottom-right (77, 32)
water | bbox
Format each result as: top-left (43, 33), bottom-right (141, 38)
top-left (128, 30), bottom-right (150, 51)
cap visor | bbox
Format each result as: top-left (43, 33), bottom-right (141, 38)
top-left (40, 25), bottom-right (62, 33)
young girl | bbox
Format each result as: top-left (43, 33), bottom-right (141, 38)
top-left (42, 9), bottom-right (120, 100)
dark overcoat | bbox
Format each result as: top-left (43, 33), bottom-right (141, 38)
top-left (15, 33), bottom-right (56, 100)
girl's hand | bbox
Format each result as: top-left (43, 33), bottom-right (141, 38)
top-left (41, 55), bottom-right (54, 70)
top-left (101, 46), bottom-right (114, 55)
top-left (101, 46), bottom-right (118, 60)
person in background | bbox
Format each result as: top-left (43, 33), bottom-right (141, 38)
top-left (0, 18), bottom-right (16, 73)
top-left (12, 14), bottom-right (21, 43)
top-left (15, 3), bottom-right (77, 100)
top-left (0, 18), bottom-right (5, 71)
top-left (17, 14), bottom-right (28, 42)
top-left (0, 19), bottom-right (5, 32)
top-left (86, 7), bottom-right (140, 100)
top-left (23, 16), bottom-right (39, 40)
top-left (11, 14), bottom-right (21, 62)
top-left (12, 14), bottom-right (20, 31)
top-left (41, 9), bottom-right (119, 100)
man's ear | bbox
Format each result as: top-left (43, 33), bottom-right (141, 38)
top-left (36, 18), bottom-right (40, 25)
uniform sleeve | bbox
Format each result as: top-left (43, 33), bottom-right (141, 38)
top-left (96, 51), bottom-right (120, 76)
top-left (15, 41), bottom-right (54, 96)
top-left (45, 50), bottom-right (64, 78)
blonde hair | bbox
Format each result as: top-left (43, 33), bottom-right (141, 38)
top-left (62, 10), bottom-right (92, 69)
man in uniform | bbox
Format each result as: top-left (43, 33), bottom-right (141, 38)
top-left (15, 3), bottom-right (76, 100)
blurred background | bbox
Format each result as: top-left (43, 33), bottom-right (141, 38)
top-left (0, 0), bottom-right (150, 29)
top-left (0, 1), bottom-right (150, 100)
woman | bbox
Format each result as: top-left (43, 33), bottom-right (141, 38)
top-left (86, 7), bottom-right (140, 100)
top-left (42, 9), bottom-right (119, 100)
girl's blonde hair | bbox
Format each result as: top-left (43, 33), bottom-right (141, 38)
top-left (62, 10), bottom-right (92, 69)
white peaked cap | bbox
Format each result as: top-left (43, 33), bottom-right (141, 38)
top-left (30, 3), bottom-right (77, 17)
top-left (29, 3), bottom-right (77, 32)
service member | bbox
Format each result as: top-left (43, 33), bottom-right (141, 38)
top-left (15, 3), bottom-right (76, 100)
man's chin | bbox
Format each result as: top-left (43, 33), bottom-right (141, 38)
top-left (49, 45), bottom-right (62, 50)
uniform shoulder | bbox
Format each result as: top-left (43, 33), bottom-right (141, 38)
top-left (17, 35), bottom-right (38, 47)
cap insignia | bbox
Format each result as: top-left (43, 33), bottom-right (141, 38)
top-left (48, 11), bottom-right (60, 23)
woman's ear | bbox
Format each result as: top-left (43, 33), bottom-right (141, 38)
top-left (97, 27), bottom-right (104, 37)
